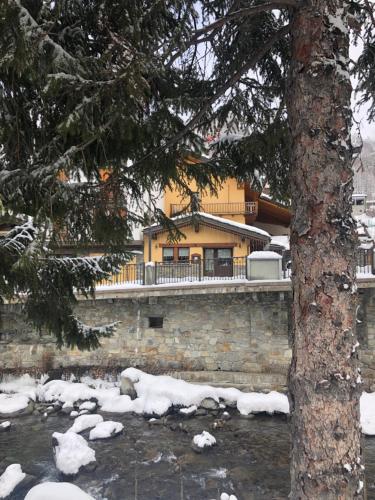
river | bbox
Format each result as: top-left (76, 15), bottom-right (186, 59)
top-left (1, 410), bottom-right (375, 499)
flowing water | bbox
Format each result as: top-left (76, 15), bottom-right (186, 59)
top-left (1, 410), bottom-right (375, 499)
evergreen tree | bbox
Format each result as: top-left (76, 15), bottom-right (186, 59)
top-left (1, 0), bottom-right (375, 496)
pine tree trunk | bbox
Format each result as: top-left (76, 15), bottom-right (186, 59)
top-left (286, 1), bottom-right (365, 498)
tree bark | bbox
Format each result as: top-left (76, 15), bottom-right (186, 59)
top-left (287, 1), bottom-right (364, 498)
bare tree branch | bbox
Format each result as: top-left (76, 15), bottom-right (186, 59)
top-left (167, 1), bottom-right (296, 66)
top-left (141, 24), bottom-right (290, 165)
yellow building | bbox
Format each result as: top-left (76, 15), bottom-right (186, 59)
top-left (143, 178), bottom-right (291, 264)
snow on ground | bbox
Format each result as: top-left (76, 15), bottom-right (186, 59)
top-left (89, 420), bottom-right (124, 440)
top-left (0, 464), bottom-right (25, 499)
top-left (0, 421), bottom-right (11, 430)
top-left (0, 393), bottom-right (29, 414)
top-left (52, 431), bottom-right (96, 475)
top-left (193, 431), bottom-right (216, 448)
top-left (68, 414), bottom-right (103, 433)
top-left (24, 482), bottom-right (94, 500)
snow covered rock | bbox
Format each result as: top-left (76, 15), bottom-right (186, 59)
top-left (120, 377), bottom-right (137, 399)
top-left (70, 410), bottom-right (79, 419)
top-left (0, 464), bottom-right (26, 499)
top-left (89, 421), bottom-right (124, 440)
top-left (68, 414), bottom-right (103, 433)
top-left (0, 394), bottom-right (32, 417)
top-left (39, 379), bottom-right (119, 408)
top-left (79, 401), bottom-right (97, 412)
top-left (191, 431), bottom-right (216, 453)
top-left (220, 493), bottom-right (238, 500)
top-left (100, 395), bottom-right (134, 413)
top-left (179, 405), bottom-right (197, 417)
top-left (236, 391), bottom-right (289, 416)
top-left (24, 482), bottom-right (94, 500)
top-left (52, 432), bottom-right (96, 475)
top-left (0, 422), bottom-right (11, 432)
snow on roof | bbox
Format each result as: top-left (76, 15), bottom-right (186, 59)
top-left (260, 193), bottom-right (272, 200)
top-left (270, 235), bottom-right (290, 250)
top-left (248, 251), bottom-right (282, 260)
top-left (144, 212), bottom-right (270, 239)
top-left (195, 212), bottom-right (270, 238)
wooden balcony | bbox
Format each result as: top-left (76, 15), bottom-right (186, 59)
top-left (170, 201), bottom-right (258, 217)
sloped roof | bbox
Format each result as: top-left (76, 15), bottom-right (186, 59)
top-left (144, 212), bottom-right (271, 242)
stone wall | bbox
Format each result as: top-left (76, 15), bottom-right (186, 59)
top-left (1, 281), bottom-right (375, 391)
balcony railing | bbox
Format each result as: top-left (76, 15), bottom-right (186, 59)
top-left (170, 201), bottom-right (258, 217)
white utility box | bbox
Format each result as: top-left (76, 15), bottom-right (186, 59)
top-left (247, 251), bottom-right (282, 280)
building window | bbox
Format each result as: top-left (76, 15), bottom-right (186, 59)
top-left (178, 247), bottom-right (189, 261)
top-left (149, 316), bottom-right (163, 328)
top-left (162, 248), bottom-right (174, 262)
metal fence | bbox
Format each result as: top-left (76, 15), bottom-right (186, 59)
top-left (96, 248), bottom-right (375, 288)
top-left (98, 263), bottom-right (144, 287)
top-left (154, 257), bottom-right (247, 284)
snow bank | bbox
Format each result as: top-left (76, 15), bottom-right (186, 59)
top-left (0, 464), bottom-right (25, 499)
top-left (237, 391), bottom-right (289, 416)
top-left (0, 374), bottom-right (38, 401)
top-left (0, 394), bottom-right (30, 414)
top-left (89, 421), bottom-right (124, 440)
top-left (68, 414), bottom-right (103, 433)
top-left (193, 431), bottom-right (216, 448)
top-left (52, 432), bottom-right (95, 475)
top-left (121, 368), bottom-right (289, 416)
top-left (39, 379), bottom-right (119, 407)
top-left (1, 370), bottom-right (288, 420)
top-left (24, 482), bottom-right (94, 500)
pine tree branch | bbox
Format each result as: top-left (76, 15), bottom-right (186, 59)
top-left (167, 1), bottom-right (296, 65)
top-left (140, 24), bottom-right (290, 166)
top-left (13, 0), bottom-right (81, 72)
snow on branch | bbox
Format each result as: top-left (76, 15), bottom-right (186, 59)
top-left (47, 255), bottom-right (116, 281)
top-left (75, 319), bottom-right (119, 339)
top-left (14, 0), bottom-right (81, 73)
top-left (0, 220), bottom-right (37, 256)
